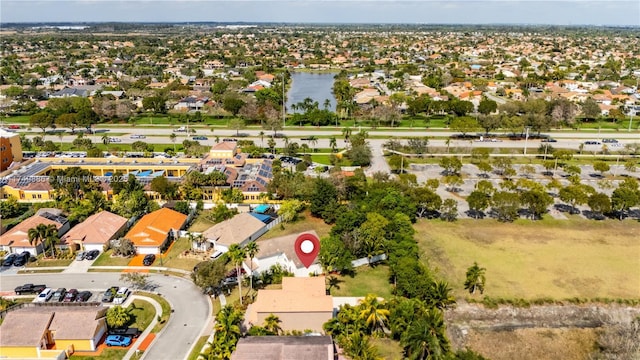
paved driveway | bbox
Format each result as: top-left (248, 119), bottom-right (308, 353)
top-left (0, 273), bottom-right (211, 360)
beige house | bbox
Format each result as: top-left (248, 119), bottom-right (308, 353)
top-left (0, 305), bottom-right (108, 358)
top-left (246, 276), bottom-right (333, 333)
top-left (231, 336), bottom-right (334, 360)
top-left (201, 212), bottom-right (268, 253)
top-left (0, 209), bottom-right (70, 256)
top-left (209, 141), bottom-right (238, 159)
top-left (60, 211), bottom-right (128, 252)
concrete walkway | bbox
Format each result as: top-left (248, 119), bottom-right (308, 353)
top-left (122, 295), bottom-right (163, 360)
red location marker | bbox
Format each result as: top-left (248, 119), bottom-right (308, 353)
top-left (294, 233), bottom-right (320, 268)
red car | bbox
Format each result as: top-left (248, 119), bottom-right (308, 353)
top-left (7, 125), bottom-right (20, 129)
top-left (63, 289), bottom-right (79, 302)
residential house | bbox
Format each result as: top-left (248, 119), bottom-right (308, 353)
top-left (124, 208), bottom-right (187, 254)
top-left (200, 212), bottom-right (268, 253)
top-left (173, 96), bottom-right (209, 111)
top-left (60, 211), bottom-right (128, 252)
top-left (0, 305), bottom-right (108, 358)
top-left (251, 231), bottom-right (322, 277)
top-left (208, 141), bottom-right (238, 159)
top-left (231, 336), bottom-right (335, 360)
top-left (246, 276), bottom-right (334, 333)
top-left (0, 209), bottom-right (70, 255)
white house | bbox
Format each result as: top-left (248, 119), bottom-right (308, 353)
top-left (249, 230), bottom-right (322, 277)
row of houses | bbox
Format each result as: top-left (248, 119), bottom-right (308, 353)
top-left (0, 207), bottom-right (187, 256)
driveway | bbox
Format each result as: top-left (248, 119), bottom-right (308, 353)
top-left (0, 273), bottom-right (211, 360)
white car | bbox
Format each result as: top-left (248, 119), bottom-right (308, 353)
top-left (109, 137), bottom-right (122, 143)
top-left (210, 250), bottom-right (224, 260)
top-left (35, 288), bottom-right (53, 302)
top-left (113, 287), bottom-right (130, 305)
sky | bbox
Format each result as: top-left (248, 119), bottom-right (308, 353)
top-left (1, 0), bottom-right (639, 26)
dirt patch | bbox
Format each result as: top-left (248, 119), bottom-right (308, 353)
top-left (446, 302), bottom-right (640, 360)
top-left (463, 327), bottom-right (598, 360)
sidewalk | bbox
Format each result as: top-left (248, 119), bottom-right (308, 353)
top-left (122, 295), bottom-right (163, 360)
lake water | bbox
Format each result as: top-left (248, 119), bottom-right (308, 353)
top-left (286, 71), bottom-right (337, 113)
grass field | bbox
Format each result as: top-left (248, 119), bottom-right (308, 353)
top-left (91, 250), bottom-right (132, 267)
top-left (330, 264), bottom-right (394, 299)
top-left (26, 258), bottom-right (73, 267)
top-left (186, 336), bottom-right (210, 360)
top-left (160, 237), bottom-right (202, 271)
top-left (129, 299), bottom-right (155, 331)
top-left (260, 211), bottom-right (333, 240)
top-left (70, 349), bottom-right (128, 360)
top-left (416, 218), bottom-right (640, 300)
top-left (135, 292), bottom-right (171, 333)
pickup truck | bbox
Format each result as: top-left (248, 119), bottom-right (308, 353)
top-left (15, 283), bottom-right (47, 295)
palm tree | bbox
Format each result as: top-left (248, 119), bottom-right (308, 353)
top-left (308, 135), bottom-right (318, 152)
top-left (464, 262), bottom-right (486, 295)
top-left (263, 313), bottom-right (282, 335)
top-left (102, 134), bottom-right (110, 146)
top-left (28, 224), bottom-right (58, 257)
top-left (343, 331), bottom-right (380, 360)
top-left (429, 281), bottom-right (456, 310)
top-left (209, 305), bottom-right (243, 359)
top-left (445, 138), bottom-right (451, 154)
top-left (402, 308), bottom-right (451, 360)
top-left (258, 131), bottom-right (265, 148)
top-left (228, 244), bottom-right (246, 305)
top-left (245, 241), bottom-right (259, 290)
top-left (323, 98), bottom-right (331, 110)
top-left (170, 133), bottom-right (177, 152)
top-left (329, 137), bottom-right (337, 153)
top-left (358, 294), bottom-right (390, 336)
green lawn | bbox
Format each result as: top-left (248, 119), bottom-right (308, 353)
top-left (135, 292), bottom-right (172, 333)
top-left (188, 211), bottom-right (215, 233)
top-left (186, 336), bottom-right (210, 360)
top-left (330, 265), bottom-right (393, 299)
top-left (129, 299), bottom-right (156, 331)
top-left (260, 211), bottom-right (332, 240)
top-left (70, 349), bottom-right (128, 360)
top-left (91, 250), bottom-right (132, 267)
top-left (160, 237), bottom-right (203, 271)
top-left (370, 338), bottom-right (404, 360)
top-left (416, 219), bottom-right (640, 300)
top-left (26, 258), bottom-right (73, 267)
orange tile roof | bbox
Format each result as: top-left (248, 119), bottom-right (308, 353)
top-left (125, 208), bottom-right (187, 248)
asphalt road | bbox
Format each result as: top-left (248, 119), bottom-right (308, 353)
top-left (0, 273), bottom-right (210, 360)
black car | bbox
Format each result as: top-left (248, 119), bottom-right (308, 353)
top-left (84, 250), bottom-right (100, 260)
top-left (75, 291), bottom-right (93, 302)
top-left (101, 286), bottom-right (119, 303)
top-left (13, 252), bottom-right (30, 267)
top-left (2, 253), bottom-right (17, 267)
top-left (51, 288), bottom-right (67, 302)
top-left (143, 254), bottom-right (156, 266)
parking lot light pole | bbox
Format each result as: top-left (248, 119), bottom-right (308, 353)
top-left (523, 127), bottom-right (530, 156)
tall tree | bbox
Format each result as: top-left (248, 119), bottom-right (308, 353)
top-left (245, 241), bottom-right (259, 291)
top-left (228, 244), bottom-right (246, 305)
top-left (358, 294), bottom-right (390, 336)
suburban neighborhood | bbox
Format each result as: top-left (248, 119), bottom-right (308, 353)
top-left (0, 19), bottom-right (639, 360)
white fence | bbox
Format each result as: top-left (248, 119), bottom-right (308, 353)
top-left (351, 253), bottom-right (387, 268)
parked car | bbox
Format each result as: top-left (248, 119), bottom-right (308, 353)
top-left (225, 268), bottom-right (246, 278)
top-left (35, 288), bottom-right (53, 302)
top-left (8, 124), bottom-right (20, 129)
top-left (14, 283), bottom-right (47, 295)
top-left (541, 138), bottom-right (558, 143)
top-left (13, 252), bottom-right (30, 267)
top-left (173, 126), bottom-right (186, 132)
top-left (84, 249), bottom-right (100, 260)
top-left (75, 251), bottom-right (86, 261)
top-left (142, 254), bottom-right (155, 266)
top-left (210, 250), bottom-right (223, 260)
top-left (108, 327), bottom-right (142, 338)
top-left (63, 289), bottom-right (79, 302)
top-left (192, 136), bottom-right (208, 140)
top-left (130, 134), bottom-right (146, 139)
top-left (101, 286), bottom-right (119, 303)
top-left (105, 335), bottom-right (132, 347)
top-left (2, 253), bottom-right (17, 266)
top-left (108, 137), bottom-right (122, 143)
top-left (51, 288), bottom-right (67, 302)
top-left (113, 287), bottom-right (130, 305)
top-left (584, 140), bottom-right (601, 145)
top-left (221, 277), bottom-right (238, 286)
top-left (75, 291), bottom-right (92, 302)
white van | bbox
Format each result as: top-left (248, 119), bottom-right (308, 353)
top-left (35, 288), bottom-right (53, 302)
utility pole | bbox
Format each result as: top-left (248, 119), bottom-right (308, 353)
top-left (523, 127), bottom-right (530, 156)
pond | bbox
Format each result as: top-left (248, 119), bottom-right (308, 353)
top-left (286, 71), bottom-right (338, 113)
